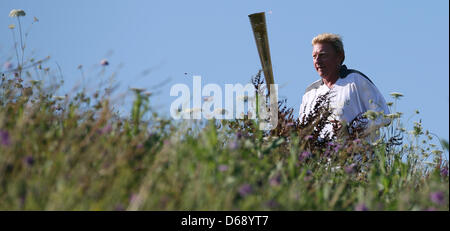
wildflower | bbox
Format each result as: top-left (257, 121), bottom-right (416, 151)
top-left (129, 193), bottom-right (139, 203)
top-left (218, 164), bottom-right (229, 172)
top-left (269, 174), bottom-right (281, 187)
top-left (0, 130), bottom-right (11, 146)
top-left (23, 155), bottom-right (34, 167)
top-left (355, 203), bottom-right (369, 211)
top-left (238, 184), bottom-right (253, 197)
top-left (100, 59), bottom-right (109, 66)
top-left (52, 95), bottom-right (66, 100)
top-left (333, 143), bottom-right (342, 153)
top-left (9, 9), bottom-right (26, 17)
top-left (430, 191), bottom-right (445, 205)
top-left (228, 140), bottom-right (238, 150)
top-left (364, 110), bottom-right (378, 120)
top-left (385, 113), bottom-right (400, 119)
top-left (304, 135), bottom-right (313, 140)
top-left (344, 163), bottom-right (357, 174)
top-left (303, 170), bottom-right (313, 181)
top-left (440, 166), bottom-right (448, 177)
top-left (236, 131), bottom-right (242, 139)
top-left (3, 61), bottom-right (13, 70)
top-left (29, 80), bottom-right (41, 86)
top-left (298, 151), bottom-right (311, 162)
top-left (431, 150), bottom-right (443, 155)
top-left (22, 87), bottom-right (33, 97)
top-left (389, 92), bottom-right (404, 99)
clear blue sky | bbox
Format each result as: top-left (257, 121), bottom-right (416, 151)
top-left (1, 0), bottom-right (449, 147)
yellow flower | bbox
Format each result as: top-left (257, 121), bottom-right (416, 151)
top-left (364, 110), bottom-right (378, 120)
top-left (9, 9), bottom-right (26, 17)
top-left (389, 92), bottom-right (404, 99)
top-left (8, 24), bottom-right (15, 29)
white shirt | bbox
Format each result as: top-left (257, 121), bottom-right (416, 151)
top-left (299, 67), bottom-right (390, 139)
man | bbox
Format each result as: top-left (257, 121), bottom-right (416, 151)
top-left (299, 33), bottom-right (390, 141)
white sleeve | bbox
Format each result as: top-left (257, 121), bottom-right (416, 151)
top-left (299, 93), bottom-right (309, 121)
top-left (355, 76), bottom-right (391, 129)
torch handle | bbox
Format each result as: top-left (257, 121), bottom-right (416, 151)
top-left (249, 12), bottom-right (275, 94)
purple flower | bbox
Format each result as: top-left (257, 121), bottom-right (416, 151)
top-left (353, 138), bottom-right (361, 144)
top-left (304, 135), bottom-right (313, 140)
top-left (333, 144), bottom-right (342, 153)
top-left (0, 130), bottom-right (11, 146)
top-left (441, 166), bottom-right (448, 177)
top-left (99, 124), bottom-right (112, 134)
top-left (298, 151), bottom-right (311, 162)
top-left (228, 140), bottom-right (238, 150)
top-left (24, 155), bottom-right (34, 167)
top-left (355, 203), bottom-right (369, 211)
top-left (303, 170), bottom-right (313, 181)
top-left (136, 143), bottom-right (144, 149)
top-left (425, 207), bottom-right (437, 211)
top-left (218, 164), bottom-right (229, 172)
top-left (236, 131), bottom-right (242, 139)
top-left (345, 163), bottom-right (357, 174)
top-left (129, 193), bottom-right (139, 203)
top-left (269, 174), bottom-right (281, 187)
top-left (430, 191), bottom-right (445, 205)
top-left (238, 184), bottom-right (253, 197)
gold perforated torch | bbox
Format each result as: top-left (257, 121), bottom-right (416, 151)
top-left (248, 12), bottom-right (275, 95)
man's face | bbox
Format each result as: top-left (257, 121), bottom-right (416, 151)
top-left (312, 42), bottom-right (343, 79)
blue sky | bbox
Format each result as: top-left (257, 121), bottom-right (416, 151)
top-left (1, 0), bottom-right (449, 146)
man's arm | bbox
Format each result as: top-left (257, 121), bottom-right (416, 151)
top-left (355, 75), bottom-right (391, 137)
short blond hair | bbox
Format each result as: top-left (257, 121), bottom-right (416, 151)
top-left (312, 33), bottom-right (345, 64)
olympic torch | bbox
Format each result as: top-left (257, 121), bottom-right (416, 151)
top-left (248, 12), bottom-right (275, 95)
